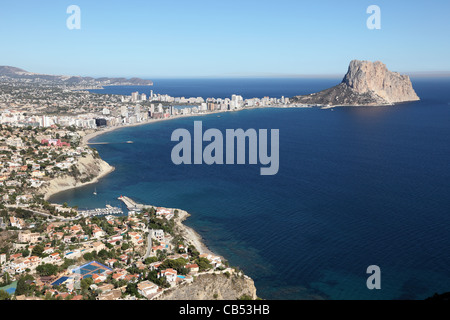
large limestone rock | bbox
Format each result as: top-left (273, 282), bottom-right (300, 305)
top-left (156, 272), bottom-right (258, 300)
top-left (292, 60), bottom-right (420, 106)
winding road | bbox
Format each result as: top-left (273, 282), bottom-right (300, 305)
top-left (143, 232), bottom-right (152, 259)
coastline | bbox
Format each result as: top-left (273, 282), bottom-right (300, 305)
top-left (47, 111), bottom-right (234, 272)
top-left (81, 104), bottom-right (312, 145)
top-left (42, 104), bottom-right (314, 294)
top-left (42, 162), bottom-right (115, 201)
top-left (82, 109), bottom-right (246, 145)
top-left (41, 154), bottom-right (115, 201)
top-left (47, 105), bottom-right (307, 257)
top-left (46, 112), bottom-right (217, 200)
top-left (175, 209), bottom-right (215, 256)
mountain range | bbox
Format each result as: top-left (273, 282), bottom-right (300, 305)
top-left (0, 66), bottom-right (153, 87)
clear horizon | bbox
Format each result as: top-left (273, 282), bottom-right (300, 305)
top-left (0, 0), bottom-right (449, 78)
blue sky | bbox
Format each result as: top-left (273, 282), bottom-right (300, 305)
top-left (0, 0), bottom-right (449, 78)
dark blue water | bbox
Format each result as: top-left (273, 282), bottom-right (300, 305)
top-left (51, 78), bottom-right (450, 300)
top-left (89, 78), bottom-right (341, 99)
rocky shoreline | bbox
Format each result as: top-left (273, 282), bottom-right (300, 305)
top-left (39, 121), bottom-right (258, 300)
top-left (175, 210), bottom-right (215, 257)
top-left (40, 153), bottom-right (115, 201)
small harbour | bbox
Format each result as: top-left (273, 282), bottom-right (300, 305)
top-left (77, 205), bottom-right (123, 217)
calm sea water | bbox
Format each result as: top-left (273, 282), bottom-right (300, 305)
top-left (88, 78), bottom-right (342, 100)
top-left (51, 78), bottom-right (450, 300)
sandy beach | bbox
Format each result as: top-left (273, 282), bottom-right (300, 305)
top-left (46, 115), bottom-right (202, 199)
top-left (41, 153), bottom-right (115, 201)
top-left (42, 163), bottom-right (115, 201)
top-left (80, 103), bottom-right (303, 145)
top-left (81, 110), bottom-right (236, 145)
top-left (44, 109), bottom-right (232, 207)
top-left (47, 112), bottom-right (227, 258)
top-left (45, 105), bottom-right (298, 262)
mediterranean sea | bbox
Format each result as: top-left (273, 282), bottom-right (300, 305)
top-left (50, 77), bottom-right (450, 300)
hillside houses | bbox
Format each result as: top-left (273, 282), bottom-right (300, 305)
top-left (9, 216), bottom-right (25, 229)
top-left (137, 280), bottom-right (159, 299)
top-left (18, 230), bottom-right (41, 243)
top-left (155, 208), bottom-right (174, 220)
top-left (0, 200), bottom-right (232, 300)
top-left (0, 126), bottom-right (99, 211)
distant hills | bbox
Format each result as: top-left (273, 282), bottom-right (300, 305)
top-left (291, 60), bottom-right (420, 106)
top-left (0, 66), bottom-right (153, 87)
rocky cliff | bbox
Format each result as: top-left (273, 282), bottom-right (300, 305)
top-left (39, 153), bottom-right (114, 200)
top-left (292, 60), bottom-right (420, 106)
top-left (156, 272), bottom-right (258, 300)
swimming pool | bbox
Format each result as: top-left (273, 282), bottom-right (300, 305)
top-left (71, 261), bottom-right (112, 279)
top-left (6, 287), bottom-right (15, 294)
top-left (0, 281), bottom-right (17, 295)
top-left (51, 277), bottom-right (69, 286)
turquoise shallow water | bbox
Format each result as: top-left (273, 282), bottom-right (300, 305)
top-left (51, 78), bottom-right (450, 300)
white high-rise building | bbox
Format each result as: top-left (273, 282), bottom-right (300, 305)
top-left (121, 105), bottom-right (128, 117)
top-left (231, 94), bottom-right (244, 109)
top-left (41, 115), bottom-right (53, 127)
top-left (135, 105), bottom-right (141, 122)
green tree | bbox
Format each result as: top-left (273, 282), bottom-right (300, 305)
top-left (36, 263), bottom-right (58, 276)
top-left (83, 252), bottom-right (93, 261)
top-left (196, 257), bottom-right (213, 272)
top-left (125, 283), bottom-right (141, 297)
top-left (144, 257), bottom-right (158, 265)
top-left (238, 294), bottom-right (253, 300)
top-left (160, 258), bottom-right (187, 274)
top-left (15, 274), bottom-right (35, 296)
top-left (147, 270), bottom-right (170, 289)
top-left (0, 290), bottom-right (10, 300)
top-left (32, 245), bottom-right (45, 257)
top-left (98, 249), bottom-right (109, 260)
top-left (80, 277), bottom-right (93, 292)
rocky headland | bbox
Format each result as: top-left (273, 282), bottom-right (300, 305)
top-left (39, 152), bottom-right (114, 201)
top-left (156, 272), bottom-right (258, 300)
top-left (291, 60), bottom-right (420, 106)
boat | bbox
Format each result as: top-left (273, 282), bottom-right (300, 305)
top-left (93, 188), bottom-right (97, 196)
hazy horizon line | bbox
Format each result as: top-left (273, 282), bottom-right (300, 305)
top-left (3, 65), bottom-right (450, 80)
